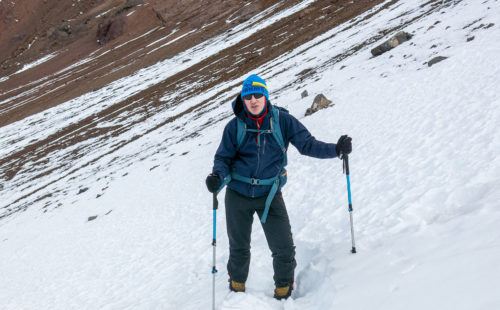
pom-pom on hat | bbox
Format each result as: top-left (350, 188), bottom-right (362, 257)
top-left (241, 74), bottom-right (269, 102)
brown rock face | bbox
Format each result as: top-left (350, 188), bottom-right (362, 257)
top-left (371, 31), bottom-right (413, 57)
top-left (1, 0), bottom-right (396, 217)
top-left (97, 16), bottom-right (126, 45)
top-left (1, 0), bottom-right (386, 128)
top-left (305, 94), bottom-right (333, 116)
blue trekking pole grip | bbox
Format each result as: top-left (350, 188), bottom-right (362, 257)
top-left (212, 193), bottom-right (218, 309)
top-left (342, 154), bottom-right (357, 254)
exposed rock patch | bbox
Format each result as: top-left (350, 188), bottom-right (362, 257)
top-left (305, 94), bottom-right (333, 116)
top-left (97, 15), bottom-right (126, 45)
top-left (428, 56), bottom-right (448, 67)
top-left (371, 31), bottom-right (413, 56)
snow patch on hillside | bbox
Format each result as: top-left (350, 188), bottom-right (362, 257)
top-left (14, 53), bottom-right (57, 74)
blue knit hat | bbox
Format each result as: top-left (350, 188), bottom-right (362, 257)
top-left (240, 74), bottom-right (269, 102)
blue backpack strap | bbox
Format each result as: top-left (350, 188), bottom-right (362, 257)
top-left (270, 106), bottom-right (287, 166)
top-left (270, 106), bottom-right (285, 149)
top-left (215, 117), bottom-right (245, 195)
top-left (259, 106), bottom-right (288, 223)
top-left (236, 117), bottom-right (247, 150)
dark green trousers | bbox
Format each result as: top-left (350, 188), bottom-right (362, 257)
top-left (225, 188), bottom-right (296, 287)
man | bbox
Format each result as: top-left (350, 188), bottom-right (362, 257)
top-left (205, 74), bottom-right (352, 300)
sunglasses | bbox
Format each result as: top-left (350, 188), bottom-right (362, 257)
top-left (243, 93), bottom-right (265, 100)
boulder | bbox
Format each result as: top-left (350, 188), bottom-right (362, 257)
top-left (96, 15), bottom-right (126, 45)
top-left (78, 187), bottom-right (89, 194)
top-left (428, 56), bottom-right (448, 67)
top-left (118, 0), bottom-right (143, 14)
top-left (305, 94), bottom-right (332, 116)
top-left (301, 90), bottom-right (308, 98)
top-left (371, 31), bottom-right (413, 57)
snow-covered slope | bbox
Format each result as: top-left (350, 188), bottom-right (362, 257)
top-left (1, 0), bottom-right (499, 309)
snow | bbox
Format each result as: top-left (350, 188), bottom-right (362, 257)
top-left (96, 8), bottom-right (115, 18)
top-left (13, 53), bottom-right (57, 74)
top-left (1, 0), bottom-right (500, 309)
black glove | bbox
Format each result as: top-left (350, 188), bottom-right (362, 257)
top-left (206, 173), bottom-right (222, 193)
top-left (336, 135), bottom-right (352, 157)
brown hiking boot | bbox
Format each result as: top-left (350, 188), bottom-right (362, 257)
top-left (274, 285), bottom-right (293, 300)
top-left (229, 280), bottom-right (245, 292)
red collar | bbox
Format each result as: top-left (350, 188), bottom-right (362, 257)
top-left (247, 107), bottom-right (268, 128)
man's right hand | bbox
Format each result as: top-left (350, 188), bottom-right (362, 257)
top-left (206, 173), bottom-right (222, 193)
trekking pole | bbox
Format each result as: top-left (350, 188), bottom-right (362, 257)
top-left (342, 154), bottom-right (357, 254)
top-left (212, 193), bottom-right (218, 310)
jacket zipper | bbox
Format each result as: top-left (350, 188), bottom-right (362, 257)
top-left (252, 120), bottom-right (262, 198)
top-left (253, 139), bottom-right (260, 198)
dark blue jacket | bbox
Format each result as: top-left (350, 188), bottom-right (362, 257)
top-left (212, 94), bottom-right (338, 198)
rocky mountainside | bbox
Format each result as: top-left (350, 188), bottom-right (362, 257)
top-left (1, 0), bottom-right (396, 215)
top-left (1, 0), bottom-right (383, 126)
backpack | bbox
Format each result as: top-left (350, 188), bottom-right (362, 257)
top-left (218, 106), bottom-right (288, 224)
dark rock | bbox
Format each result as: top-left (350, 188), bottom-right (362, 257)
top-left (371, 31), bottom-right (413, 57)
top-left (125, 0), bottom-right (143, 8)
top-left (59, 20), bottom-right (72, 35)
top-left (47, 20), bottom-right (74, 41)
top-left (88, 215), bottom-right (98, 221)
top-left (46, 27), bottom-right (57, 40)
top-left (467, 36), bottom-right (475, 42)
top-left (301, 90), bottom-right (308, 99)
top-left (296, 68), bottom-right (316, 81)
top-left (428, 56), bottom-right (448, 67)
top-left (12, 34), bottom-right (25, 41)
top-left (117, 0), bottom-right (143, 14)
top-left (78, 187), bottom-right (89, 194)
top-left (305, 94), bottom-right (333, 116)
top-left (96, 16), bottom-right (126, 45)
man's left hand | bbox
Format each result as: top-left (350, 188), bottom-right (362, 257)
top-left (336, 135), bottom-right (352, 156)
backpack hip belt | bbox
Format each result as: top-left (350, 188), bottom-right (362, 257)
top-left (230, 170), bottom-right (287, 224)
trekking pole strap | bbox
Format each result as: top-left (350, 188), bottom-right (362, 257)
top-left (261, 179), bottom-right (280, 224)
